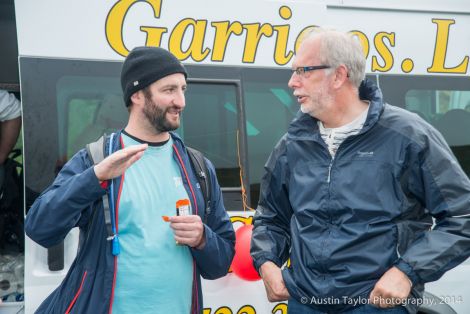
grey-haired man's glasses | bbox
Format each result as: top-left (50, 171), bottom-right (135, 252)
top-left (292, 65), bottom-right (331, 76)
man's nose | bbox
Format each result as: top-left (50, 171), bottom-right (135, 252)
top-left (288, 73), bottom-right (300, 89)
top-left (174, 89), bottom-right (186, 108)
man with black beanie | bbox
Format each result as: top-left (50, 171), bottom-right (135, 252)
top-left (25, 46), bottom-right (236, 314)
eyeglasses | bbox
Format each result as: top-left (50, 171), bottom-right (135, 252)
top-left (291, 65), bottom-right (331, 76)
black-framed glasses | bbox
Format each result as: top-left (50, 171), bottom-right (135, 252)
top-left (292, 65), bottom-right (331, 76)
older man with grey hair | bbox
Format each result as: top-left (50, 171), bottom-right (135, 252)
top-left (251, 28), bottom-right (470, 314)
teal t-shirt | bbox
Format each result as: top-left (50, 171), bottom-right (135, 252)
top-left (112, 134), bottom-right (193, 314)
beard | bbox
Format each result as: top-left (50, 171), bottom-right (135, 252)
top-left (142, 96), bottom-right (180, 133)
top-left (301, 83), bottom-right (333, 117)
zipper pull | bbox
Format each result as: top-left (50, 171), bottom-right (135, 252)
top-left (327, 159), bottom-right (334, 183)
top-left (112, 235), bottom-right (120, 256)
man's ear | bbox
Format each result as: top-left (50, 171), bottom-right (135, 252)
top-left (332, 65), bottom-right (349, 89)
top-left (130, 90), bottom-right (144, 106)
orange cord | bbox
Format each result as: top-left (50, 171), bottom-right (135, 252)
top-left (237, 130), bottom-right (255, 212)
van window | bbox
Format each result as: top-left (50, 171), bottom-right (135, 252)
top-left (380, 75), bottom-right (470, 177)
top-left (179, 82), bottom-right (240, 187)
top-left (405, 89), bottom-right (470, 122)
top-left (56, 76), bottom-right (127, 158)
top-left (179, 82), bottom-right (243, 210)
top-left (244, 79), bottom-right (296, 207)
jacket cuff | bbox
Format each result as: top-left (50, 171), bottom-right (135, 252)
top-left (100, 180), bottom-right (109, 190)
top-left (196, 224), bottom-right (210, 250)
top-left (191, 224), bottom-right (213, 255)
top-left (253, 255), bottom-right (282, 273)
top-left (394, 258), bottom-right (420, 286)
top-left (86, 167), bottom-right (107, 196)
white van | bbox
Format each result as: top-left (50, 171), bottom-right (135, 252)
top-left (2, 0), bottom-right (470, 313)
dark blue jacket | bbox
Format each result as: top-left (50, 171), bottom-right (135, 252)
top-left (251, 79), bottom-right (470, 313)
top-left (25, 131), bottom-right (235, 313)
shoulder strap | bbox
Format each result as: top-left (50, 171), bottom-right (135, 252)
top-left (186, 146), bottom-right (212, 223)
top-left (86, 134), bottom-right (113, 239)
top-left (85, 134), bottom-right (106, 165)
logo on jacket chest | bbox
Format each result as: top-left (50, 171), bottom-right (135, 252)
top-left (356, 151), bottom-right (374, 157)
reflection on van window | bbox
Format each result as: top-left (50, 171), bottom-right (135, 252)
top-left (405, 89), bottom-right (470, 176)
top-left (244, 81), bottom-right (297, 206)
top-left (179, 83), bottom-right (240, 188)
top-left (405, 90), bottom-right (470, 122)
top-left (180, 82), bottom-right (243, 211)
top-left (67, 95), bottom-right (128, 157)
top-left (56, 76), bottom-right (127, 159)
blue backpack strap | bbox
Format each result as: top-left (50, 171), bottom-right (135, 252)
top-left (85, 134), bottom-right (114, 241)
top-left (186, 146), bottom-right (212, 223)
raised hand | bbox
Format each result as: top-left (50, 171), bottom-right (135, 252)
top-left (93, 144), bottom-right (148, 181)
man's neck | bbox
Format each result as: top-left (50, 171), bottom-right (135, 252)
top-left (124, 124), bottom-right (170, 143)
top-left (319, 98), bottom-right (369, 129)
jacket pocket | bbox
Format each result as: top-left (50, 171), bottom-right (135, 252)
top-left (395, 219), bottom-right (432, 256)
top-left (64, 270), bottom-right (88, 314)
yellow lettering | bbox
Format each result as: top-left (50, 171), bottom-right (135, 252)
top-left (371, 32), bottom-right (395, 72)
top-left (237, 305), bottom-right (256, 314)
top-left (203, 309), bottom-right (212, 314)
top-left (272, 303), bottom-right (288, 314)
top-left (169, 19), bottom-right (210, 61)
top-left (273, 24), bottom-right (293, 65)
top-left (273, 6), bottom-right (294, 65)
top-left (427, 19), bottom-right (469, 74)
top-left (105, 0), bottom-right (162, 57)
top-left (242, 23), bottom-right (274, 63)
top-left (141, 26), bottom-right (167, 47)
top-left (349, 30), bottom-right (369, 59)
top-left (230, 216), bottom-right (253, 225)
top-left (401, 59), bottom-right (414, 73)
top-left (215, 307), bottom-right (233, 314)
top-left (211, 21), bottom-right (243, 62)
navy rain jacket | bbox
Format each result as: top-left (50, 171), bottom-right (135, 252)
top-left (251, 79), bottom-right (470, 313)
top-left (25, 131), bottom-right (235, 314)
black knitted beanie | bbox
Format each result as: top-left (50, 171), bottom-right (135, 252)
top-left (121, 46), bottom-right (187, 106)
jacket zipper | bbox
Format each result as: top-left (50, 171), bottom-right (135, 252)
top-left (327, 158), bottom-right (334, 184)
top-left (64, 271), bottom-right (88, 314)
top-left (325, 133), bottom-right (358, 185)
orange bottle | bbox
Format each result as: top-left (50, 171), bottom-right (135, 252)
top-left (176, 199), bottom-right (191, 216)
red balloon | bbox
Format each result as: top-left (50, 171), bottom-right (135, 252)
top-left (231, 224), bottom-right (261, 281)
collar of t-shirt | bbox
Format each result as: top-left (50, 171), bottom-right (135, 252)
top-left (121, 130), bottom-right (170, 147)
top-left (318, 104), bottom-right (370, 157)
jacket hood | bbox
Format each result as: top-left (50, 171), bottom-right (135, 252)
top-left (287, 78), bottom-right (385, 140)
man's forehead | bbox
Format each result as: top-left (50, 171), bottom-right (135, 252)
top-left (294, 40), bottom-right (321, 66)
top-left (154, 73), bottom-right (186, 87)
